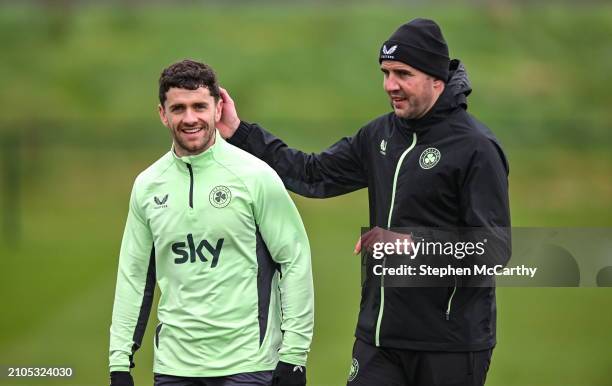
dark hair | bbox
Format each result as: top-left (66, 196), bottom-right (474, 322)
top-left (158, 59), bottom-right (220, 105)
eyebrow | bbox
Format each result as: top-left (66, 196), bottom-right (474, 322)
top-left (169, 101), bottom-right (209, 109)
top-left (395, 68), bottom-right (413, 74)
top-left (380, 67), bottom-right (413, 75)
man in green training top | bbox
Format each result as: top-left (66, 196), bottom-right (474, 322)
top-left (109, 59), bottom-right (314, 386)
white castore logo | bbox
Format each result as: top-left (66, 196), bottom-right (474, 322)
top-left (380, 139), bottom-right (387, 155)
top-left (382, 45), bottom-right (397, 55)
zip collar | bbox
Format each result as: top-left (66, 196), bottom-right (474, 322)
top-left (170, 129), bottom-right (224, 169)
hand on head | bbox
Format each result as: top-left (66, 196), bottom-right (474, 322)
top-left (216, 87), bottom-right (241, 139)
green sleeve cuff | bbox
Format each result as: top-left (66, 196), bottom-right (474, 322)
top-left (279, 353), bottom-right (307, 367)
top-left (109, 365), bottom-right (131, 372)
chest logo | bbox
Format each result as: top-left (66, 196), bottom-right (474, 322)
top-left (419, 147), bottom-right (441, 169)
top-left (380, 139), bottom-right (387, 155)
top-left (153, 194), bottom-right (168, 208)
top-left (209, 186), bottom-right (231, 208)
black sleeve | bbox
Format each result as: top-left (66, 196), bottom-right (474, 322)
top-left (459, 138), bottom-right (511, 267)
top-left (228, 121), bottom-right (368, 198)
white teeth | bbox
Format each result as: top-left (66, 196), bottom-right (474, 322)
top-left (183, 128), bottom-right (201, 133)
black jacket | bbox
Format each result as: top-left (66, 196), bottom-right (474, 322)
top-left (229, 60), bottom-right (511, 351)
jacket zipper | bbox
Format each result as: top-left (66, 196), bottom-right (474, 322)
top-left (186, 163), bottom-right (194, 208)
top-left (375, 132), bottom-right (417, 347)
top-left (446, 277), bottom-right (457, 320)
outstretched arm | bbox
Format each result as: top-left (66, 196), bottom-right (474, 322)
top-left (217, 87), bottom-right (368, 198)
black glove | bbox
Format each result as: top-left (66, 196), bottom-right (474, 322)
top-left (110, 371), bottom-right (134, 386)
top-left (272, 361), bottom-right (306, 386)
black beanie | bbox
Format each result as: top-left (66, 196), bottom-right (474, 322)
top-left (379, 18), bottom-right (450, 82)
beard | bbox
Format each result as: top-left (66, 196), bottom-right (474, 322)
top-left (389, 86), bottom-right (436, 120)
top-left (390, 96), bottom-right (429, 119)
top-left (171, 120), bottom-right (216, 156)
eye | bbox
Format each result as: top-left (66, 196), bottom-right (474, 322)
top-left (171, 105), bottom-right (185, 113)
top-left (194, 103), bottom-right (208, 111)
top-left (397, 70), bottom-right (412, 78)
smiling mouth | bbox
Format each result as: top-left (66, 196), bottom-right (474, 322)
top-left (181, 127), bottom-right (203, 134)
top-left (390, 93), bottom-right (407, 102)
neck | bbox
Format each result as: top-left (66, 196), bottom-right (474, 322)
top-left (421, 84), bottom-right (445, 118)
top-left (173, 135), bottom-right (216, 157)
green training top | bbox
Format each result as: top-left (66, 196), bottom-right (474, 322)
top-left (109, 131), bottom-right (314, 377)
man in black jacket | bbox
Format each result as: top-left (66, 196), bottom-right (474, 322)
top-left (217, 18), bottom-right (510, 386)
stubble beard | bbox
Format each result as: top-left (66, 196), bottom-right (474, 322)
top-left (390, 84), bottom-right (436, 120)
top-left (172, 121), bottom-right (216, 156)
top-left (391, 100), bottom-right (423, 120)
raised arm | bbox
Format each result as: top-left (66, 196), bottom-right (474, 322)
top-left (217, 88), bottom-right (368, 198)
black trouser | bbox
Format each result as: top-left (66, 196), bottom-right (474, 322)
top-left (154, 371), bottom-right (273, 386)
top-left (347, 339), bottom-right (493, 386)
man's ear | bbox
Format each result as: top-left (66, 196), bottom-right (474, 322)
top-left (433, 78), bottom-right (445, 93)
top-left (158, 104), bottom-right (169, 128)
top-left (214, 98), bottom-right (223, 123)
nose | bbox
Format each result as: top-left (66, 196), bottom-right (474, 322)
top-left (183, 108), bottom-right (198, 125)
top-left (384, 74), bottom-right (400, 93)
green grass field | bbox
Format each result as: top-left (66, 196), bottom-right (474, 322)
top-left (0, 3), bottom-right (611, 386)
